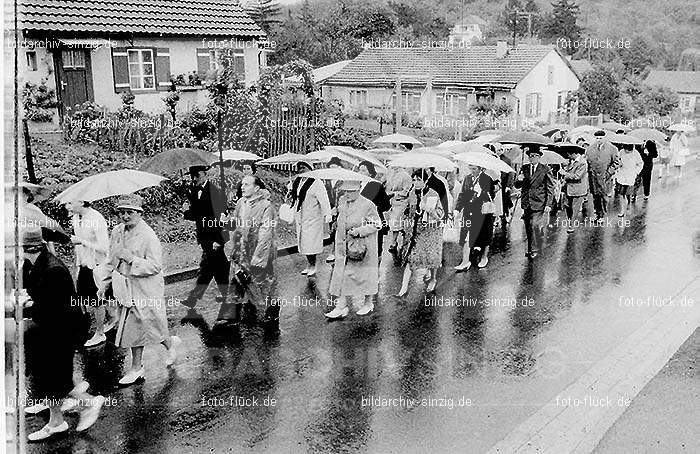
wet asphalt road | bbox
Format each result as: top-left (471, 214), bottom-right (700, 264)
top-left (21, 160), bottom-right (700, 454)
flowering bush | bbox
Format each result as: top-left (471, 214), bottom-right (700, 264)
top-left (22, 80), bottom-right (58, 122)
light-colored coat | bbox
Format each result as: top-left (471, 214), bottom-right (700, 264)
top-left (295, 178), bottom-right (331, 255)
top-left (615, 150), bottom-right (643, 186)
top-left (329, 195), bottom-right (380, 297)
top-left (562, 156), bottom-right (589, 197)
top-left (102, 219), bottom-right (168, 348)
top-left (385, 168), bottom-right (413, 231)
top-left (669, 132), bottom-right (689, 166)
top-left (586, 140), bottom-right (620, 195)
top-left (71, 207), bottom-right (110, 282)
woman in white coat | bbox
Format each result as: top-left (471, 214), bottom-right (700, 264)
top-left (290, 163), bottom-right (332, 277)
top-left (99, 194), bottom-right (180, 385)
top-left (669, 131), bottom-right (689, 178)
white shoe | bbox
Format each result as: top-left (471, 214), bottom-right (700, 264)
top-left (324, 307), bottom-right (349, 319)
top-left (24, 403), bottom-right (49, 415)
top-left (306, 268), bottom-right (317, 277)
top-left (84, 332), bottom-right (106, 347)
top-left (118, 367), bottom-right (145, 385)
top-left (454, 262), bottom-right (471, 271)
top-left (356, 303), bottom-right (374, 316)
top-left (165, 336), bottom-right (182, 366)
top-left (300, 268), bottom-right (309, 275)
top-left (28, 421), bottom-right (68, 441)
top-left (76, 396), bottom-right (105, 432)
top-left (326, 254), bottom-right (335, 262)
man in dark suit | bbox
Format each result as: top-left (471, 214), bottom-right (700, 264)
top-left (181, 165), bottom-right (230, 311)
top-left (514, 146), bottom-right (555, 258)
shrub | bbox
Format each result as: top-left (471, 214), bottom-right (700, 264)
top-left (22, 80), bottom-right (58, 122)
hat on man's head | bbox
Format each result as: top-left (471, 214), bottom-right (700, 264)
top-left (116, 194), bottom-right (144, 212)
top-left (20, 226), bottom-right (44, 247)
top-left (188, 165), bottom-right (210, 175)
top-left (525, 145), bottom-right (543, 156)
top-left (593, 130), bottom-right (606, 137)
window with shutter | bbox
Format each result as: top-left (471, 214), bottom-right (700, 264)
top-left (155, 48), bottom-right (171, 91)
top-left (111, 47), bottom-right (131, 93)
top-left (233, 49), bottom-right (245, 81)
top-left (536, 93), bottom-right (542, 116)
top-left (196, 48), bottom-right (211, 77)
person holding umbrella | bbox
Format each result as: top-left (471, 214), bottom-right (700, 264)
top-left (64, 200), bottom-right (114, 347)
top-left (454, 165), bottom-right (496, 270)
top-left (325, 179), bottom-right (382, 319)
top-left (290, 162), bottom-right (332, 277)
top-left (180, 165), bottom-right (230, 313)
top-left (558, 146), bottom-right (589, 233)
top-left (514, 146), bottom-right (555, 259)
top-left (99, 194), bottom-right (180, 385)
top-left (235, 162), bottom-right (257, 202)
top-left (324, 156), bottom-right (346, 263)
top-left (20, 227), bottom-right (105, 441)
top-left (614, 144), bottom-right (644, 218)
top-left (585, 130), bottom-right (620, 220)
top-left (632, 140), bottom-right (658, 200)
top-left (669, 129), bottom-right (689, 179)
top-left (357, 161), bottom-right (391, 258)
top-left (221, 175), bottom-right (278, 328)
top-left (384, 165), bottom-right (413, 257)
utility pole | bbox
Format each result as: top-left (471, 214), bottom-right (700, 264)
top-left (394, 76), bottom-right (402, 133)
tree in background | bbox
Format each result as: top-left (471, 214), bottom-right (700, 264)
top-left (387, 1), bottom-right (450, 42)
top-left (539, 0), bottom-right (582, 54)
top-left (244, 0), bottom-right (281, 34)
top-left (567, 65), bottom-right (622, 117)
top-left (632, 85), bottom-right (679, 118)
top-left (498, 0), bottom-right (527, 39)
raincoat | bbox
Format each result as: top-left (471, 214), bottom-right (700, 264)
top-left (102, 219), bottom-right (169, 348)
top-left (329, 195), bottom-right (381, 297)
top-left (385, 168), bottom-right (413, 232)
top-left (294, 178), bottom-right (331, 255)
top-left (585, 140), bottom-right (620, 195)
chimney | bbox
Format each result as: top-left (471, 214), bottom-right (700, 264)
top-left (496, 41), bottom-right (508, 58)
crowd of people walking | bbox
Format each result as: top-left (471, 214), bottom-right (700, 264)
top-left (7, 124), bottom-right (692, 442)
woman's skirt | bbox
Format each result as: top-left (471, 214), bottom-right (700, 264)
top-left (117, 300), bottom-right (169, 348)
top-left (409, 221), bottom-right (443, 269)
top-left (25, 326), bottom-right (74, 401)
top-left (386, 199), bottom-right (409, 232)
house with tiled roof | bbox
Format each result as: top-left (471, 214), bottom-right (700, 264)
top-left (18, 0), bottom-right (268, 120)
top-left (644, 70), bottom-right (700, 116)
top-left (322, 42), bottom-right (580, 127)
top-left (448, 15), bottom-right (487, 46)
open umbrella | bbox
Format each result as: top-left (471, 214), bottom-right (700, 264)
top-left (388, 153), bottom-right (455, 171)
top-left (668, 123), bottom-right (694, 133)
top-left (628, 128), bottom-right (667, 143)
top-left (570, 125), bottom-right (601, 135)
top-left (453, 152), bottom-right (514, 173)
top-left (601, 121), bottom-right (630, 132)
top-left (497, 131), bottom-right (551, 145)
top-left (365, 147), bottom-right (405, 162)
top-left (258, 152), bottom-right (315, 166)
top-left (139, 147), bottom-right (217, 175)
top-left (411, 147), bottom-right (454, 158)
top-left (467, 134), bottom-right (502, 145)
top-left (372, 133), bottom-right (423, 146)
top-left (538, 124), bottom-right (570, 136)
top-left (5, 181), bottom-right (53, 202)
top-left (216, 149), bottom-right (262, 161)
top-left (475, 129), bottom-right (508, 137)
top-left (437, 141), bottom-right (490, 154)
top-left (606, 133), bottom-right (643, 145)
top-left (325, 146), bottom-right (386, 171)
top-left (304, 150), bottom-right (360, 167)
top-left (55, 169), bottom-right (167, 203)
top-left (298, 168), bottom-right (376, 182)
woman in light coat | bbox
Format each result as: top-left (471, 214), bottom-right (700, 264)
top-left (325, 180), bottom-right (381, 319)
top-left (290, 163), bottom-right (332, 277)
top-left (669, 131), bottom-right (689, 178)
top-left (99, 194), bottom-right (180, 385)
top-left (614, 145), bottom-right (643, 218)
top-left (384, 166), bottom-right (413, 253)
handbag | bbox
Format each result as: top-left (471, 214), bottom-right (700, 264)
top-left (278, 203), bottom-right (295, 223)
top-left (346, 237), bottom-right (367, 261)
top-left (442, 218), bottom-right (460, 243)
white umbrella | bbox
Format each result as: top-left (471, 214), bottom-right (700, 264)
top-left (258, 152), bottom-right (316, 165)
top-left (305, 150), bottom-right (360, 166)
top-left (298, 168), bottom-right (376, 182)
top-left (467, 134), bottom-right (501, 145)
top-left (411, 147), bottom-right (454, 158)
top-left (668, 123), bottom-right (694, 133)
top-left (372, 133), bottom-right (423, 146)
top-left (365, 147), bottom-right (405, 162)
top-left (606, 133), bottom-right (644, 145)
top-left (216, 149), bottom-right (262, 161)
top-left (437, 141), bottom-right (491, 154)
top-left (570, 125), bottom-right (601, 135)
top-left (453, 152), bottom-right (515, 173)
top-left (389, 153), bottom-right (455, 171)
top-left (324, 146), bottom-right (386, 172)
top-left (55, 169), bottom-right (167, 203)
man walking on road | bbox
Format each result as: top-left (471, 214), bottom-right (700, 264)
top-left (585, 130), bottom-right (620, 219)
top-left (181, 165), bottom-right (230, 312)
top-left (515, 146), bottom-right (555, 259)
top-left (559, 147), bottom-right (589, 233)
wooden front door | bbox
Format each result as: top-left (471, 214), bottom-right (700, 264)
top-left (54, 49), bottom-right (94, 119)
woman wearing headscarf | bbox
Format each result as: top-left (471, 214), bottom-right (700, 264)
top-left (99, 194), bottom-right (180, 385)
top-left (357, 160), bottom-right (391, 257)
top-left (454, 166), bottom-right (496, 271)
top-left (222, 175), bottom-right (278, 327)
top-left (325, 180), bottom-right (381, 319)
top-left (614, 144), bottom-right (643, 218)
top-left (289, 162), bottom-right (332, 277)
top-left (396, 169), bottom-right (445, 296)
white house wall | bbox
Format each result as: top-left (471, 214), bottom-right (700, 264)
top-left (513, 50), bottom-right (579, 123)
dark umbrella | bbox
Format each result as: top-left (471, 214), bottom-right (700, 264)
top-left (139, 148), bottom-right (218, 176)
